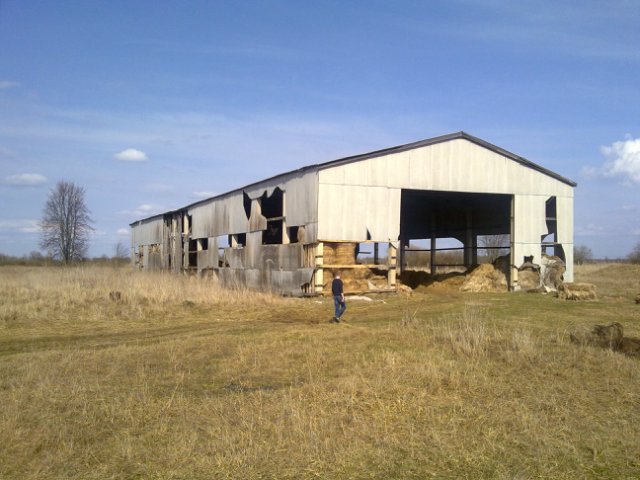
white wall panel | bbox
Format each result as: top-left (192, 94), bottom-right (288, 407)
top-left (318, 184), bottom-right (401, 242)
top-left (321, 138), bottom-right (573, 198)
top-left (511, 194), bottom-right (548, 267)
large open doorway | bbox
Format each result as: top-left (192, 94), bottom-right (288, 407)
top-left (399, 189), bottom-right (511, 277)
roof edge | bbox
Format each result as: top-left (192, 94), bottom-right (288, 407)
top-left (130, 131), bottom-right (576, 226)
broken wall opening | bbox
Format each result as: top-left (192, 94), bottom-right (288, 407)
top-left (231, 233), bottom-right (246, 247)
top-left (542, 196), bottom-right (565, 263)
top-left (187, 239), bottom-right (197, 268)
top-left (356, 241), bottom-right (388, 265)
top-left (261, 188), bottom-right (285, 245)
top-left (216, 234), bottom-right (230, 267)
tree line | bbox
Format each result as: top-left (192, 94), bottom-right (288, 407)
top-left (9, 179), bottom-right (640, 266)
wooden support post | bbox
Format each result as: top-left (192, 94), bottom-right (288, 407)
top-left (183, 213), bottom-right (190, 271)
top-left (315, 242), bottom-right (324, 294)
top-left (374, 242), bottom-right (379, 265)
top-left (282, 192), bottom-right (290, 244)
top-left (387, 243), bottom-right (397, 289)
top-left (464, 208), bottom-right (473, 268)
top-left (510, 195), bottom-right (518, 290)
top-left (430, 235), bottom-right (436, 276)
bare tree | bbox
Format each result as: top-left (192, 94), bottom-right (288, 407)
top-left (478, 234), bottom-right (510, 263)
top-left (574, 245), bottom-right (594, 265)
top-left (629, 241), bottom-right (640, 264)
top-left (39, 180), bottom-right (93, 263)
top-left (113, 241), bottom-right (129, 260)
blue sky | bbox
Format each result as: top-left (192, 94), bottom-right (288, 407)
top-left (1, 0), bottom-right (639, 258)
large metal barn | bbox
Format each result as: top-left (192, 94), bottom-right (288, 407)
top-left (130, 132), bottom-right (575, 295)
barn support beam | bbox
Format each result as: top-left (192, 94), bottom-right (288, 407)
top-left (387, 242), bottom-right (397, 288)
top-left (315, 242), bottom-right (324, 294)
top-left (430, 235), bottom-right (436, 276)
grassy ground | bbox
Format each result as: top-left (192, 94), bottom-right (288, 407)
top-left (1, 264), bottom-right (639, 479)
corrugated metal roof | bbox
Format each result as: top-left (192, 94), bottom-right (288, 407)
top-left (130, 131), bottom-right (576, 226)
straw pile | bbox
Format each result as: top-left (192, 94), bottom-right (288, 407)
top-left (460, 263), bottom-right (508, 293)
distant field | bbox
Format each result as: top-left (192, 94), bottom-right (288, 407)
top-left (1, 264), bottom-right (639, 479)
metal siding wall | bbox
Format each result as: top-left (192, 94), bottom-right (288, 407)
top-left (283, 170), bottom-right (318, 227)
top-left (189, 192), bottom-right (249, 238)
top-left (512, 194), bottom-right (548, 266)
top-left (188, 170), bottom-right (318, 240)
top-left (131, 218), bottom-right (163, 246)
top-left (318, 184), bottom-right (401, 242)
top-left (320, 138), bottom-right (574, 198)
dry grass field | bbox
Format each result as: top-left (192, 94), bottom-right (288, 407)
top-left (1, 263), bottom-right (639, 479)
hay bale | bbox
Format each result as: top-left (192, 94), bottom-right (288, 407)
top-left (460, 263), bottom-right (507, 293)
top-left (324, 266), bottom-right (388, 292)
top-left (323, 242), bottom-right (356, 265)
top-left (557, 282), bottom-right (597, 301)
top-left (518, 261), bottom-right (541, 291)
top-left (540, 254), bottom-right (565, 290)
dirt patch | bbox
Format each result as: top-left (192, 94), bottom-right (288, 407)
top-left (570, 322), bottom-right (640, 357)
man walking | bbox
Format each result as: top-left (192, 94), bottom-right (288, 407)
top-left (331, 273), bottom-right (346, 323)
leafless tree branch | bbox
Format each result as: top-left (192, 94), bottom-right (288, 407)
top-left (39, 180), bottom-right (93, 263)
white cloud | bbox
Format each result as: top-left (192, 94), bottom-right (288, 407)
top-left (0, 80), bottom-right (20, 89)
top-left (600, 136), bottom-right (640, 184)
top-left (193, 191), bottom-right (217, 199)
top-left (579, 165), bottom-right (598, 178)
top-left (0, 219), bottom-right (40, 233)
top-left (4, 173), bottom-right (48, 186)
top-left (114, 148), bottom-right (148, 162)
top-left (119, 203), bottom-right (165, 217)
top-left (117, 228), bottom-right (129, 235)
